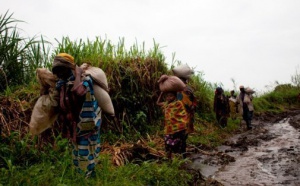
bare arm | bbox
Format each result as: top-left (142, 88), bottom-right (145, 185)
top-left (156, 92), bottom-right (164, 106)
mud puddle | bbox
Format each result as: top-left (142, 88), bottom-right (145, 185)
top-left (188, 112), bottom-right (300, 186)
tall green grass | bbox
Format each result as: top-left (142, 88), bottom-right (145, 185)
top-left (53, 36), bottom-right (169, 138)
top-left (253, 84), bottom-right (300, 113)
top-left (0, 11), bottom-right (52, 92)
top-left (0, 133), bottom-right (191, 186)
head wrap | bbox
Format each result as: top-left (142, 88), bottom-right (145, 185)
top-left (52, 53), bottom-right (75, 72)
top-left (239, 85), bottom-right (244, 89)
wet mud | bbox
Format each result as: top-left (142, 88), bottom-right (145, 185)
top-left (187, 109), bottom-right (300, 186)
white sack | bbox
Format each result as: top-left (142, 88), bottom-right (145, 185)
top-left (172, 64), bottom-right (194, 79)
top-left (80, 63), bottom-right (108, 91)
top-left (93, 85), bottom-right (115, 116)
top-left (157, 75), bottom-right (186, 92)
top-left (29, 69), bottom-right (58, 135)
top-left (29, 93), bottom-right (58, 135)
top-left (245, 87), bottom-right (255, 94)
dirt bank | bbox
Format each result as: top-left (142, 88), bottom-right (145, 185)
top-left (186, 109), bottom-right (300, 186)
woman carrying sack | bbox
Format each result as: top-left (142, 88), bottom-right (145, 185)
top-left (52, 53), bottom-right (102, 178)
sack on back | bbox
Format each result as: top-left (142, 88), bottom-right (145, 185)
top-left (29, 89), bottom-right (59, 135)
top-left (93, 84), bottom-right (115, 116)
top-left (80, 63), bottom-right (114, 116)
top-left (80, 63), bottom-right (108, 91)
top-left (29, 69), bottom-right (59, 135)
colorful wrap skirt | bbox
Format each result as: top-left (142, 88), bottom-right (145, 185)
top-left (72, 127), bottom-right (101, 177)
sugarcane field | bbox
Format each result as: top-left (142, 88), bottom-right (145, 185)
top-left (1, 10), bottom-right (300, 186)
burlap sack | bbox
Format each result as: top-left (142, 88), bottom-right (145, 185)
top-left (93, 85), bottom-right (115, 116)
top-left (172, 64), bottom-right (194, 79)
top-left (157, 75), bottom-right (186, 92)
top-left (29, 90), bottom-right (59, 135)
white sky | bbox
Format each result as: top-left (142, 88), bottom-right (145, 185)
top-left (2, 0), bottom-right (300, 93)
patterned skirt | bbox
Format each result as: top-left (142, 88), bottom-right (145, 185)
top-left (72, 128), bottom-right (101, 178)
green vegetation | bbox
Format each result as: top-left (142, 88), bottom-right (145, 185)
top-left (0, 132), bottom-right (191, 186)
top-left (1, 11), bottom-right (300, 185)
top-left (253, 83), bottom-right (300, 113)
top-left (0, 11), bottom-right (51, 92)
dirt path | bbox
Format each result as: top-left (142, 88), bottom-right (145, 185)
top-left (187, 109), bottom-right (300, 186)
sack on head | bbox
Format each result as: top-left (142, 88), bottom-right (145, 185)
top-left (245, 87), bottom-right (255, 94)
top-left (172, 64), bottom-right (194, 80)
top-left (158, 75), bottom-right (186, 92)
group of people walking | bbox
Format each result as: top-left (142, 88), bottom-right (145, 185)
top-left (35, 52), bottom-right (255, 177)
top-left (213, 85), bottom-right (255, 130)
top-left (46, 53), bottom-right (199, 176)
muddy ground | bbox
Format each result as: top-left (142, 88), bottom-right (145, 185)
top-left (185, 109), bottom-right (300, 186)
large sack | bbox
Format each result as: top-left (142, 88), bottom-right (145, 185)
top-left (245, 87), bottom-right (255, 94)
top-left (29, 90), bottom-right (59, 135)
top-left (29, 68), bottom-right (58, 135)
top-left (36, 68), bottom-right (58, 94)
top-left (80, 63), bottom-right (109, 92)
top-left (93, 85), bottom-right (115, 116)
top-left (158, 75), bottom-right (186, 92)
top-left (80, 63), bottom-right (114, 115)
top-left (172, 64), bottom-right (194, 79)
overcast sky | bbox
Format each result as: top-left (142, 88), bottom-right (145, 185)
top-left (2, 0), bottom-right (300, 93)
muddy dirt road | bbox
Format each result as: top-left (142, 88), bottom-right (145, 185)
top-left (187, 109), bottom-right (300, 186)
